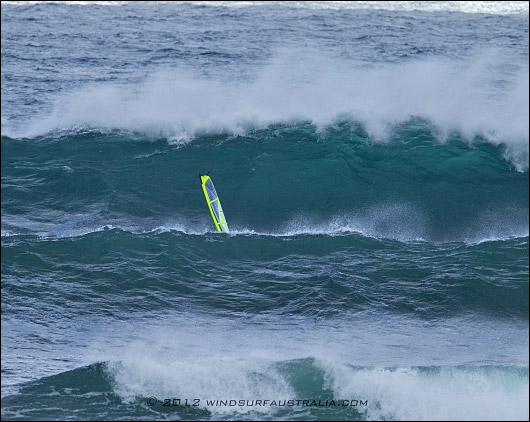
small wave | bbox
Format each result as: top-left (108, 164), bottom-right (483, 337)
top-left (3, 219), bottom-right (528, 248)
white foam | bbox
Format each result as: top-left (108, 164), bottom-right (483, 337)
top-left (107, 357), bottom-right (293, 415)
top-left (7, 1), bottom-right (526, 15)
top-left (281, 1), bottom-right (530, 15)
top-left (5, 310), bottom-right (528, 415)
top-left (7, 50), bottom-right (528, 171)
top-left (277, 203), bottom-right (428, 241)
top-left (194, 1), bottom-right (530, 15)
top-left (321, 364), bottom-right (529, 421)
top-left (83, 313), bottom-right (529, 418)
top-left (2, 209), bottom-right (527, 243)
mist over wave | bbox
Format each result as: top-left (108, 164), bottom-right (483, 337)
top-left (6, 51), bottom-right (528, 170)
top-left (2, 3), bottom-right (528, 420)
top-left (2, 313), bottom-right (529, 419)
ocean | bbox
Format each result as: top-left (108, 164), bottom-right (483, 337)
top-left (1, 1), bottom-right (529, 420)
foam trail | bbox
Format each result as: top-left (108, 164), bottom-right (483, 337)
top-left (8, 51), bottom-right (528, 169)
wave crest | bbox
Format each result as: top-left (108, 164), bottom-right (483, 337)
top-left (5, 51), bottom-right (528, 170)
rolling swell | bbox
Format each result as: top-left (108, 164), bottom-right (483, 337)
top-left (2, 227), bottom-right (528, 320)
top-left (3, 121), bottom-right (528, 324)
top-left (2, 2), bottom-right (529, 419)
top-left (2, 120), bottom-right (528, 243)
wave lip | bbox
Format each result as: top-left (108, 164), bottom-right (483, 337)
top-left (4, 51), bottom-right (528, 171)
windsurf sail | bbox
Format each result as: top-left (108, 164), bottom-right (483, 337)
top-left (200, 174), bottom-right (230, 233)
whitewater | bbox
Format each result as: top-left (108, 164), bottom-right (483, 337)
top-left (1, 2), bottom-right (529, 421)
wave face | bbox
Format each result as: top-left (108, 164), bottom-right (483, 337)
top-left (1, 2), bottom-right (528, 421)
top-left (2, 126), bottom-right (529, 242)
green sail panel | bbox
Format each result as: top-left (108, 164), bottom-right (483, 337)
top-left (200, 175), bottom-right (230, 233)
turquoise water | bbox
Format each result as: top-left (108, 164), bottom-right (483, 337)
top-left (1, 2), bottom-right (528, 420)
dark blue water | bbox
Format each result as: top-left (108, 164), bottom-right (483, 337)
top-left (1, 2), bottom-right (529, 420)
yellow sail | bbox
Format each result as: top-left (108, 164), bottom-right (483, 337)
top-left (200, 174), bottom-right (230, 233)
